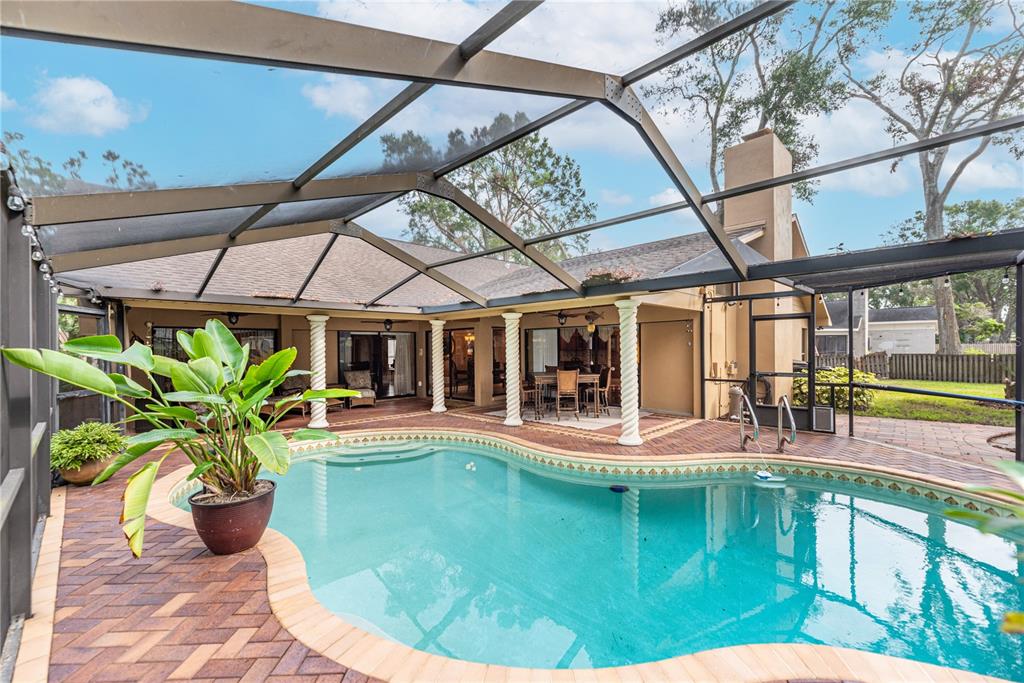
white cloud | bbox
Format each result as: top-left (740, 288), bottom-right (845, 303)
top-left (649, 187), bottom-right (682, 206)
top-left (599, 188), bottom-right (633, 206)
top-left (30, 76), bottom-right (146, 136)
top-left (940, 149), bottom-right (1024, 191)
top-left (317, 1), bottom-right (671, 73)
top-left (0, 91), bottom-right (15, 111)
top-left (301, 75), bottom-right (395, 120)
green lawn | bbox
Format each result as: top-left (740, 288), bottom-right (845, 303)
top-left (858, 379), bottom-right (1014, 427)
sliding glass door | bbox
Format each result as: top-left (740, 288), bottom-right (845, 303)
top-left (339, 331), bottom-right (416, 399)
top-left (524, 325), bottom-right (622, 403)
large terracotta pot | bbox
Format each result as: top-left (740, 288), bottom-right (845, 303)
top-left (188, 481), bottom-right (275, 555)
top-left (60, 456), bottom-right (115, 486)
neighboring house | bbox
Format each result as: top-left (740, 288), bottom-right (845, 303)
top-left (57, 129), bottom-right (826, 421)
top-left (819, 298), bottom-right (937, 356)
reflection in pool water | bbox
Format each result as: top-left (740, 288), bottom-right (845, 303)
top-left (261, 444), bottom-right (1023, 677)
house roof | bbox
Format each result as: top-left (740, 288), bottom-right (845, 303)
top-left (871, 305), bottom-right (938, 323)
top-left (822, 300), bottom-right (937, 331)
top-left (62, 227), bottom-right (764, 309)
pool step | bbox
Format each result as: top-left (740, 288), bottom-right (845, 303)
top-left (323, 442), bottom-right (440, 465)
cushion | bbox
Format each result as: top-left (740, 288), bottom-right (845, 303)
top-left (344, 370), bottom-right (373, 389)
top-left (353, 388), bottom-right (375, 399)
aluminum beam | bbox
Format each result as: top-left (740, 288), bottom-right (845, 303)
top-left (334, 222), bottom-right (488, 307)
top-left (229, 1), bottom-right (541, 239)
top-left (291, 233), bottom-right (338, 303)
top-left (343, 2), bottom-right (787, 224)
top-left (418, 176), bottom-right (584, 294)
top-left (194, 248), bottom-right (227, 298)
top-left (366, 272), bottom-right (420, 308)
top-left (622, 1), bottom-right (795, 86)
top-left (704, 115), bottom-right (1024, 204)
top-left (30, 173), bottom-right (420, 226)
top-left (52, 220), bottom-right (334, 273)
top-left (426, 200), bottom-right (690, 268)
top-left (525, 200), bottom-right (689, 245)
top-left (603, 86), bottom-right (748, 278)
top-left (749, 230), bottom-right (1024, 281)
top-left (0, 1), bottom-right (606, 99)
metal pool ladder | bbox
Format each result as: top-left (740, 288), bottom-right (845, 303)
top-left (777, 395), bottom-right (796, 452)
top-left (739, 392), bottom-right (759, 451)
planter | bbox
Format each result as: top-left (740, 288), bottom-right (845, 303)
top-left (188, 481), bottom-right (275, 555)
top-left (59, 455), bottom-right (115, 486)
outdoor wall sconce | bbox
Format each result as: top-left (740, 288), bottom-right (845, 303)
top-left (556, 311), bottom-right (568, 326)
top-left (227, 312), bottom-right (240, 325)
top-left (383, 318), bottom-right (393, 332)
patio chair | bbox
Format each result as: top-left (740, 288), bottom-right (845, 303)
top-left (585, 367), bottom-right (611, 417)
top-left (555, 369), bottom-right (579, 421)
top-left (521, 377), bottom-right (543, 420)
top-left (343, 369), bottom-right (376, 408)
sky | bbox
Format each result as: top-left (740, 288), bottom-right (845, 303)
top-left (0, 0), bottom-right (1020, 260)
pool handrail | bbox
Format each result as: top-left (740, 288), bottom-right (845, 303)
top-left (739, 392), bottom-right (759, 451)
top-left (777, 395), bottom-right (796, 452)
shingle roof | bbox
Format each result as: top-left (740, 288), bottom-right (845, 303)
top-left (822, 300), bottom-right (936, 330)
top-left (62, 228), bottom-right (762, 307)
top-left (871, 305), bottom-right (937, 323)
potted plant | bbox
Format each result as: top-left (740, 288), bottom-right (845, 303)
top-left (1, 319), bottom-right (356, 557)
top-left (51, 422), bottom-right (127, 486)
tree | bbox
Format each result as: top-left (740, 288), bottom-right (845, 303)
top-left (956, 301), bottom-right (1005, 342)
top-left (2, 130), bottom-right (156, 195)
top-left (643, 1), bottom-right (883, 209)
top-left (380, 112), bottom-right (596, 261)
top-left (878, 198), bottom-right (1022, 341)
top-left (839, 0), bottom-right (1024, 352)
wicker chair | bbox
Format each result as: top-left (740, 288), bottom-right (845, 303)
top-left (555, 369), bottom-right (579, 421)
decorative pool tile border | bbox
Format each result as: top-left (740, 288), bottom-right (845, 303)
top-left (278, 427), bottom-right (1020, 520)
top-left (152, 428), bottom-right (1017, 683)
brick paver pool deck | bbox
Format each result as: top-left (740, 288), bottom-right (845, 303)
top-left (14, 399), bottom-right (1015, 682)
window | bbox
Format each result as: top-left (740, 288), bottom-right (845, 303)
top-left (150, 326), bottom-right (277, 390)
top-left (524, 325), bottom-right (620, 378)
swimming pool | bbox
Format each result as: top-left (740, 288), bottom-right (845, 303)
top-left (255, 441), bottom-right (1022, 677)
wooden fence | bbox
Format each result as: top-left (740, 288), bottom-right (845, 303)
top-left (816, 351), bottom-right (889, 378)
top-left (815, 351), bottom-right (1015, 383)
top-left (888, 353), bottom-right (1015, 384)
top-left (962, 342), bottom-right (1016, 354)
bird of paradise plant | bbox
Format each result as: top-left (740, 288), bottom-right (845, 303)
top-left (1, 318), bottom-right (356, 557)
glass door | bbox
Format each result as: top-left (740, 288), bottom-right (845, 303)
top-left (446, 329), bottom-right (476, 401)
top-left (339, 331), bottom-right (416, 399)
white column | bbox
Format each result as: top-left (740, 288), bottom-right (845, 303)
top-left (615, 300), bottom-right (642, 446)
top-left (429, 319), bottom-right (447, 413)
top-left (501, 312), bottom-right (523, 426)
top-left (306, 314), bottom-right (330, 429)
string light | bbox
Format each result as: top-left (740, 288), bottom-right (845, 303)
top-left (38, 262), bottom-right (51, 274)
top-left (1002, 268), bottom-right (1010, 285)
top-left (943, 276), bottom-right (951, 288)
top-left (31, 250), bottom-right (43, 261)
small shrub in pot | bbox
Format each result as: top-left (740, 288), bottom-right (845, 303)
top-left (51, 422), bottom-right (127, 485)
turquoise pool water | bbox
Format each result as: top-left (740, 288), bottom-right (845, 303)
top-left (255, 443), bottom-right (1022, 676)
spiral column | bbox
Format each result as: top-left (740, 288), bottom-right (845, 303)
top-left (429, 319), bottom-right (447, 413)
top-left (306, 314), bottom-right (330, 429)
top-left (501, 312), bottom-right (523, 426)
top-left (615, 300), bottom-right (642, 446)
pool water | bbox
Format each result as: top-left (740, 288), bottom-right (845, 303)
top-left (259, 444), bottom-right (1023, 677)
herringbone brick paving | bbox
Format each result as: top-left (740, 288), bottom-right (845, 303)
top-left (40, 398), bottom-right (1010, 682)
top-left (48, 449), bottom-right (380, 683)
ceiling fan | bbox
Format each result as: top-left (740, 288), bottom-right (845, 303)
top-left (360, 318), bottom-right (394, 331)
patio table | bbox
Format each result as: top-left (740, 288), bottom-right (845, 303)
top-left (531, 372), bottom-right (601, 418)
